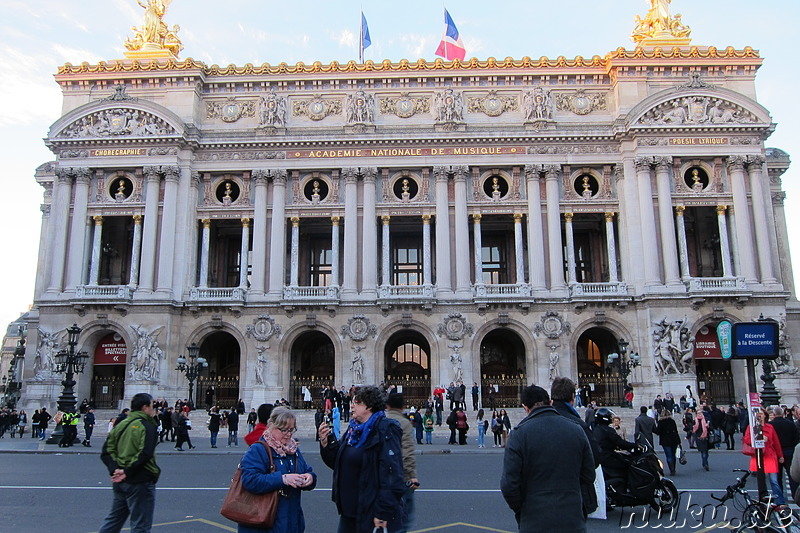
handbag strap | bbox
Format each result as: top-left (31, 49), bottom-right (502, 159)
top-left (255, 440), bottom-right (276, 473)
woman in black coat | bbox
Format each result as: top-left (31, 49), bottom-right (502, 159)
top-left (723, 407), bottom-right (739, 450)
top-left (653, 409), bottom-right (681, 476)
top-left (318, 385), bottom-right (405, 533)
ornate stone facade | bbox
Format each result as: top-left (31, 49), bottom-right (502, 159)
top-left (19, 17), bottom-right (800, 411)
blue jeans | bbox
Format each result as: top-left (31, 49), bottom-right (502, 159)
top-left (98, 481), bottom-right (156, 533)
top-left (661, 445), bottom-right (676, 473)
top-left (210, 431), bottom-right (218, 447)
top-left (228, 431), bottom-right (238, 446)
top-left (477, 425), bottom-right (485, 447)
top-left (425, 431), bottom-right (432, 444)
top-left (696, 438), bottom-right (709, 468)
top-left (768, 472), bottom-right (786, 504)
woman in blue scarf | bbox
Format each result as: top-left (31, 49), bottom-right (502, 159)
top-left (319, 385), bottom-right (406, 533)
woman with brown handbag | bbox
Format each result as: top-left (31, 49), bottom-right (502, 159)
top-left (236, 407), bottom-right (316, 532)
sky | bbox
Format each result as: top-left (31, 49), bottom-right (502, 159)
top-left (0, 0), bottom-right (798, 330)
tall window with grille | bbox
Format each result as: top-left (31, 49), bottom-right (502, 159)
top-left (481, 234), bottom-right (509, 284)
top-left (392, 235), bottom-right (423, 285)
top-left (308, 237), bottom-right (332, 286)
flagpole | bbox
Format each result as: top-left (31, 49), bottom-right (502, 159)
top-left (359, 9), bottom-right (364, 63)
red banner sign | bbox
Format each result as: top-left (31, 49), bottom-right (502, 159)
top-left (94, 334), bottom-right (127, 365)
top-left (694, 326), bottom-right (722, 360)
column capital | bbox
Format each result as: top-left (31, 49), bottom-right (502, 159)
top-left (74, 168), bottom-right (92, 184)
top-left (161, 166), bottom-right (180, 181)
top-left (433, 166), bottom-right (449, 181)
top-left (654, 156), bottom-right (673, 171)
top-left (201, 218), bottom-right (211, 228)
top-left (271, 169), bottom-right (288, 185)
top-left (564, 212), bottom-right (574, 222)
top-left (746, 155), bottom-right (765, 168)
top-left (252, 169), bottom-right (269, 185)
top-left (331, 216), bottom-right (341, 226)
top-left (524, 164), bottom-right (542, 180)
top-left (604, 211), bottom-right (615, 222)
top-left (132, 214), bottom-right (143, 224)
top-left (614, 165), bottom-right (624, 182)
top-left (634, 157), bottom-right (653, 172)
top-left (716, 205), bottom-right (728, 215)
top-left (675, 205), bottom-right (686, 216)
top-left (544, 165), bottom-right (561, 180)
top-left (241, 217), bottom-right (251, 228)
top-left (290, 216), bottom-right (300, 227)
top-left (361, 167), bottom-right (378, 182)
top-left (143, 166), bottom-right (161, 181)
top-left (93, 215), bottom-right (103, 225)
top-left (342, 167), bottom-right (358, 183)
top-left (381, 215), bottom-right (391, 225)
top-left (452, 165), bottom-right (468, 180)
top-left (727, 155), bottom-right (746, 172)
top-left (472, 213), bottom-right (482, 223)
top-left (422, 214), bottom-right (431, 224)
top-left (512, 213), bottom-right (523, 223)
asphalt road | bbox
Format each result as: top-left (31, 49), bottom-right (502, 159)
top-left (0, 445), bottom-right (789, 532)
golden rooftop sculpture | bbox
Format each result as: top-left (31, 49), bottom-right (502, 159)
top-left (124, 0), bottom-right (183, 60)
top-left (632, 0), bottom-right (691, 47)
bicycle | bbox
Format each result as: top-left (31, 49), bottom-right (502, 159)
top-left (711, 469), bottom-right (799, 533)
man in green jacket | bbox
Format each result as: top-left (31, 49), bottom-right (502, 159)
top-left (98, 393), bottom-right (161, 533)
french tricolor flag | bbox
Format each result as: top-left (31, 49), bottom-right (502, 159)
top-left (434, 8), bottom-right (466, 61)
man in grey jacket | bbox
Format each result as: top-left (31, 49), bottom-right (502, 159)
top-left (501, 385), bottom-right (595, 532)
top-left (386, 392), bottom-right (419, 533)
top-left (635, 405), bottom-right (656, 447)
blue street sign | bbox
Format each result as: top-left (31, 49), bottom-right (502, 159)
top-left (731, 321), bottom-right (779, 359)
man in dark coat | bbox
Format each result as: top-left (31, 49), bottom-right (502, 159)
top-left (770, 406), bottom-right (800, 498)
top-left (551, 377), bottom-right (599, 465)
top-left (501, 385), bottom-right (595, 532)
top-left (634, 406), bottom-right (656, 447)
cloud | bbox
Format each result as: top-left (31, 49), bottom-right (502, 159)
top-left (0, 45), bottom-right (62, 127)
top-left (336, 29), bottom-right (356, 49)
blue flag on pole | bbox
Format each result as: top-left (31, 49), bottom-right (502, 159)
top-left (360, 11), bottom-right (371, 62)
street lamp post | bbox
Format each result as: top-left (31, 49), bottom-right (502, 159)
top-left (176, 344), bottom-right (207, 408)
top-left (48, 324), bottom-right (89, 444)
top-left (6, 326), bottom-right (26, 409)
top-left (606, 338), bottom-right (641, 407)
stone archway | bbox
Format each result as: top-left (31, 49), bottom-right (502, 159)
top-left (289, 330), bottom-right (335, 408)
top-left (575, 327), bottom-right (624, 406)
top-left (384, 330), bottom-right (431, 408)
top-left (479, 328), bottom-right (526, 409)
top-left (196, 331), bottom-right (241, 409)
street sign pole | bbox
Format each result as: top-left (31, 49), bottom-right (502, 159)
top-left (746, 359), bottom-right (768, 500)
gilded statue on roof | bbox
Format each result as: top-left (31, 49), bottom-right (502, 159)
top-left (124, 0), bottom-right (183, 59)
top-left (632, 0), bottom-right (691, 45)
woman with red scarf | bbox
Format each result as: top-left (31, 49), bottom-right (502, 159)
top-left (743, 408), bottom-right (785, 504)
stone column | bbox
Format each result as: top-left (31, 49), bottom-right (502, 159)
top-left (634, 158), bottom-right (661, 287)
top-left (198, 219), bottom-right (211, 288)
top-left (524, 166), bottom-right (546, 291)
top-left (239, 218), bottom-right (250, 288)
top-left (128, 214), bottom-right (143, 288)
top-left (361, 168), bottom-right (378, 298)
top-left (422, 215), bottom-right (432, 287)
top-left (453, 166), bottom-right (471, 296)
top-left (250, 170), bottom-right (269, 295)
top-left (156, 166), bottom-right (180, 294)
top-left (728, 207), bottom-right (741, 277)
top-left (544, 166), bottom-right (566, 290)
top-left (564, 212), bottom-right (577, 285)
top-left (88, 216), bottom-right (103, 285)
top-left (654, 157), bottom-right (681, 287)
top-left (331, 216), bottom-right (341, 287)
top-left (268, 170), bottom-right (288, 296)
top-left (47, 170), bottom-right (74, 292)
top-left (746, 156), bottom-right (777, 284)
top-left (434, 167), bottom-right (452, 295)
top-left (289, 216), bottom-right (300, 287)
top-left (381, 216), bottom-right (391, 287)
top-left (138, 167), bottom-right (160, 292)
top-left (605, 212), bottom-right (619, 283)
top-left (342, 168), bottom-right (359, 297)
top-left (716, 206), bottom-right (733, 277)
top-left (65, 169), bottom-right (91, 289)
top-left (727, 156), bottom-right (757, 282)
top-left (675, 206), bottom-right (690, 280)
top-left (472, 214), bottom-right (483, 285)
top-left (513, 214), bottom-right (525, 284)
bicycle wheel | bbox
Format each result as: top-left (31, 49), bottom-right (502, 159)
top-left (769, 506), bottom-right (800, 532)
